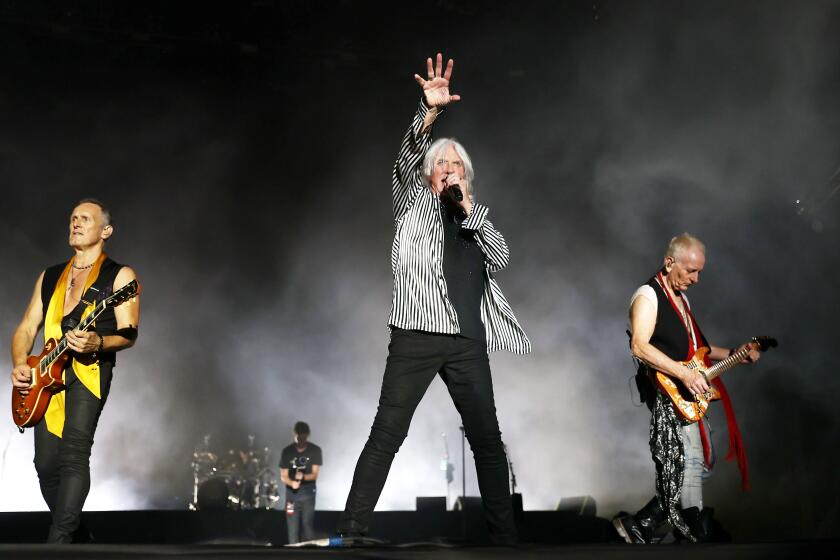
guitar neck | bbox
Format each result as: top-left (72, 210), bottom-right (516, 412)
top-left (704, 345), bottom-right (752, 381)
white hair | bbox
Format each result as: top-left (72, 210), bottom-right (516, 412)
top-left (422, 138), bottom-right (475, 196)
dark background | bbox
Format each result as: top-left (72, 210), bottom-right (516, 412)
top-left (0, 0), bottom-right (837, 541)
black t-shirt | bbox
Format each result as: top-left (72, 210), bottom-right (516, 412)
top-left (440, 203), bottom-right (486, 341)
top-left (279, 442), bottom-right (322, 500)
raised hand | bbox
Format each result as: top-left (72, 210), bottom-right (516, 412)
top-left (414, 52), bottom-right (461, 108)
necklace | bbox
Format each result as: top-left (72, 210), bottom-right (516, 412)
top-left (68, 262), bottom-right (93, 290)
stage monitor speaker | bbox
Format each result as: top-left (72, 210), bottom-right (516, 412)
top-left (511, 492), bottom-right (523, 521)
top-left (556, 495), bottom-right (597, 517)
top-left (453, 496), bottom-right (482, 511)
top-left (416, 496), bottom-right (447, 512)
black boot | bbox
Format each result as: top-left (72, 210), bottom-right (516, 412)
top-left (678, 507), bottom-right (711, 542)
top-left (72, 523), bottom-right (95, 544)
top-left (613, 497), bottom-right (665, 544)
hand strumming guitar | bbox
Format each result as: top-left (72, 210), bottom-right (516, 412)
top-left (11, 364), bottom-right (32, 395)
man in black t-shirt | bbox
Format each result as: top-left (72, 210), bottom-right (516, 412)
top-left (279, 421), bottom-right (322, 544)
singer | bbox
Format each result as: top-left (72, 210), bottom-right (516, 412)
top-left (337, 53), bottom-right (530, 545)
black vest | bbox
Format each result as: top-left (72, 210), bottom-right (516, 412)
top-left (636, 275), bottom-right (709, 408)
top-left (646, 276), bottom-right (708, 362)
top-left (41, 257), bottom-right (123, 365)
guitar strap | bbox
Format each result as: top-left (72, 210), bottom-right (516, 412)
top-left (42, 253), bottom-right (107, 438)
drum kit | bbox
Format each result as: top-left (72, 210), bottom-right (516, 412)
top-left (189, 434), bottom-right (281, 510)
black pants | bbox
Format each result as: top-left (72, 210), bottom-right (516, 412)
top-left (338, 329), bottom-right (516, 543)
top-left (33, 364), bottom-right (113, 543)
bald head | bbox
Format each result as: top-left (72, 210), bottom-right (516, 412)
top-left (664, 232), bottom-right (706, 262)
top-left (662, 233), bottom-right (706, 292)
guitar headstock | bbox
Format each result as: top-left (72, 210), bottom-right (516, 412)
top-left (751, 336), bottom-right (778, 352)
top-left (103, 280), bottom-right (140, 308)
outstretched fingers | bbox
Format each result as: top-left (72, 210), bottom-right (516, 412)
top-left (442, 57), bottom-right (454, 81)
top-left (415, 53), bottom-right (462, 103)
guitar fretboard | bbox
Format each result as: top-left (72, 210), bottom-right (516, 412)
top-left (38, 301), bottom-right (107, 370)
top-left (706, 345), bottom-right (752, 381)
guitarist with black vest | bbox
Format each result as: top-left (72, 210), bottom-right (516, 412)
top-left (613, 233), bottom-right (760, 544)
top-left (9, 199), bottom-right (140, 544)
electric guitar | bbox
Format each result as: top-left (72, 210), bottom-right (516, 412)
top-left (11, 280), bottom-right (139, 431)
top-left (653, 335), bottom-right (777, 423)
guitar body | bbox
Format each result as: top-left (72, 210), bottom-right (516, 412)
top-left (12, 338), bottom-right (70, 428)
top-left (653, 346), bottom-right (721, 424)
top-left (10, 279), bottom-right (140, 431)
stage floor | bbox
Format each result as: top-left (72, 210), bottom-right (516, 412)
top-left (0, 510), bottom-right (836, 559)
top-left (0, 542), bottom-right (836, 560)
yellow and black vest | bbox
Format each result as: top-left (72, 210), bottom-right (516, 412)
top-left (39, 255), bottom-right (122, 436)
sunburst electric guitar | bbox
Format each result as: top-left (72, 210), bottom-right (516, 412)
top-left (11, 280), bottom-right (139, 431)
top-left (653, 335), bottom-right (777, 423)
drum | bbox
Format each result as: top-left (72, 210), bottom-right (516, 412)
top-left (196, 474), bottom-right (242, 510)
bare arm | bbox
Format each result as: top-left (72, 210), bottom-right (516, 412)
top-left (10, 273), bottom-right (45, 392)
top-left (629, 295), bottom-right (710, 395)
top-left (280, 468), bottom-right (299, 490)
top-left (303, 464), bottom-right (320, 482)
top-left (709, 343), bottom-right (761, 364)
top-left (65, 266), bottom-right (141, 355)
top-left (708, 345), bottom-right (730, 362)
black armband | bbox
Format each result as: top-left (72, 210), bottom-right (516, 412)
top-left (115, 326), bottom-right (139, 341)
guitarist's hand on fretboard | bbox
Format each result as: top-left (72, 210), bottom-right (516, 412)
top-left (734, 342), bottom-right (762, 364)
top-left (65, 329), bottom-right (102, 355)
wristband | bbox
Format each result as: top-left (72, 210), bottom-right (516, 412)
top-left (97, 334), bottom-right (105, 353)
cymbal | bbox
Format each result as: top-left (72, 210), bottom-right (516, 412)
top-left (193, 451), bottom-right (218, 463)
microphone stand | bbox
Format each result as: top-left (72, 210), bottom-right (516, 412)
top-left (504, 443), bottom-right (517, 495)
top-left (505, 443), bottom-right (523, 524)
top-left (441, 432), bottom-right (452, 508)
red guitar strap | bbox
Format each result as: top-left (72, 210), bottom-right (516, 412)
top-left (710, 376), bottom-right (750, 490)
top-left (687, 304), bottom-right (751, 491)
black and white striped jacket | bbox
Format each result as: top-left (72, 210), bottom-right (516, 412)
top-left (387, 100), bottom-right (531, 354)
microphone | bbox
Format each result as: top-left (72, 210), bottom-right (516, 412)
top-left (444, 173), bottom-right (464, 202)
